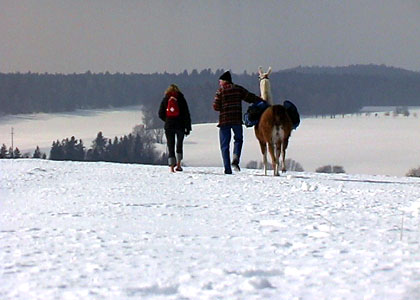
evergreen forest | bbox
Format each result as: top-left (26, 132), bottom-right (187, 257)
top-left (1, 65), bottom-right (420, 127)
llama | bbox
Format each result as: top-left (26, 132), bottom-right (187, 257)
top-left (254, 66), bottom-right (293, 176)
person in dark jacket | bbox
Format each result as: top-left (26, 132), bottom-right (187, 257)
top-left (158, 84), bottom-right (192, 172)
top-left (213, 71), bottom-right (262, 174)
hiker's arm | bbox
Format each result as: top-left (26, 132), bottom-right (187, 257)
top-left (242, 87), bottom-right (261, 104)
top-left (182, 96), bottom-right (192, 131)
top-left (213, 89), bottom-right (222, 111)
top-left (158, 98), bottom-right (166, 121)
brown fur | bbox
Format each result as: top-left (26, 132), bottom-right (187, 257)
top-left (254, 104), bottom-right (293, 176)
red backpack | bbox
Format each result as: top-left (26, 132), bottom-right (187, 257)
top-left (166, 96), bottom-right (180, 118)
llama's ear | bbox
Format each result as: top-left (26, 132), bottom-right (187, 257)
top-left (267, 67), bottom-right (272, 75)
top-left (258, 66), bottom-right (263, 75)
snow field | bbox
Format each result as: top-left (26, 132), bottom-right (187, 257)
top-left (2, 107), bottom-right (420, 177)
top-left (1, 159), bottom-right (420, 299)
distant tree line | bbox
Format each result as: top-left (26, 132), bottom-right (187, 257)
top-left (1, 65), bottom-right (420, 125)
top-left (3, 139), bottom-right (420, 178)
top-left (49, 130), bottom-right (166, 164)
top-left (245, 159), bottom-right (347, 174)
top-left (1, 127), bottom-right (166, 164)
top-left (246, 159), bottom-right (305, 172)
top-left (406, 166), bottom-right (420, 178)
top-left (0, 144), bottom-right (46, 159)
top-left (315, 165), bottom-right (346, 174)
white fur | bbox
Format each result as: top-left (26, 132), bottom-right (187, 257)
top-left (270, 126), bottom-right (285, 175)
top-left (272, 126), bottom-right (285, 143)
top-left (258, 66), bottom-right (274, 105)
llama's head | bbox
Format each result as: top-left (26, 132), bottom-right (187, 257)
top-left (258, 66), bottom-right (273, 104)
top-left (258, 66), bottom-right (272, 81)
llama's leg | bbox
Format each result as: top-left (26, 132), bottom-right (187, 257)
top-left (281, 138), bottom-right (289, 173)
top-left (275, 141), bottom-right (282, 174)
top-left (259, 141), bottom-right (268, 175)
top-left (268, 142), bottom-right (278, 176)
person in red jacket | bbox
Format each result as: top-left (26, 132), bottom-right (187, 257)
top-left (213, 71), bottom-right (261, 174)
top-left (159, 84), bottom-right (192, 172)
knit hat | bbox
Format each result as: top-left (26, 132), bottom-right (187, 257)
top-left (219, 71), bottom-right (232, 83)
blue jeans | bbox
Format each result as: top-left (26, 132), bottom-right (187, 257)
top-left (219, 125), bottom-right (243, 173)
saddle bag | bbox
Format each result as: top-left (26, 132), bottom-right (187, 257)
top-left (244, 100), bottom-right (270, 127)
top-left (283, 100), bottom-right (300, 129)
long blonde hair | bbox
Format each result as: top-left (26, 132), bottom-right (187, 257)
top-left (164, 84), bottom-right (181, 96)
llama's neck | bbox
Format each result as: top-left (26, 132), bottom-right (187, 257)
top-left (260, 79), bottom-right (273, 105)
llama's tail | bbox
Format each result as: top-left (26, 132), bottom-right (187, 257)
top-left (272, 105), bottom-right (289, 125)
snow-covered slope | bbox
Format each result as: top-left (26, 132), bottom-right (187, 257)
top-left (1, 159), bottom-right (420, 299)
top-left (182, 115), bottom-right (420, 177)
top-left (2, 107), bottom-right (420, 177)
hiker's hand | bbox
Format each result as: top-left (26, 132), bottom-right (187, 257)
top-left (185, 129), bottom-right (190, 136)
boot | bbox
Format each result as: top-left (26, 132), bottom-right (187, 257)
top-left (232, 157), bottom-right (241, 172)
top-left (176, 161), bottom-right (183, 172)
top-left (175, 153), bottom-right (183, 171)
top-left (169, 157), bottom-right (176, 173)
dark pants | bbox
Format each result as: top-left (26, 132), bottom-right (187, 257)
top-left (219, 125), bottom-right (243, 173)
top-left (165, 129), bottom-right (185, 166)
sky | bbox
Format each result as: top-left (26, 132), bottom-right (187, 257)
top-left (1, 0), bottom-right (420, 74)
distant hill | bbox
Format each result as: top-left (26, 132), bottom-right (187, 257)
top-left (1, 65), bottom-right (420, 120)
top-left (284, 64), bottom-right (420, 77)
